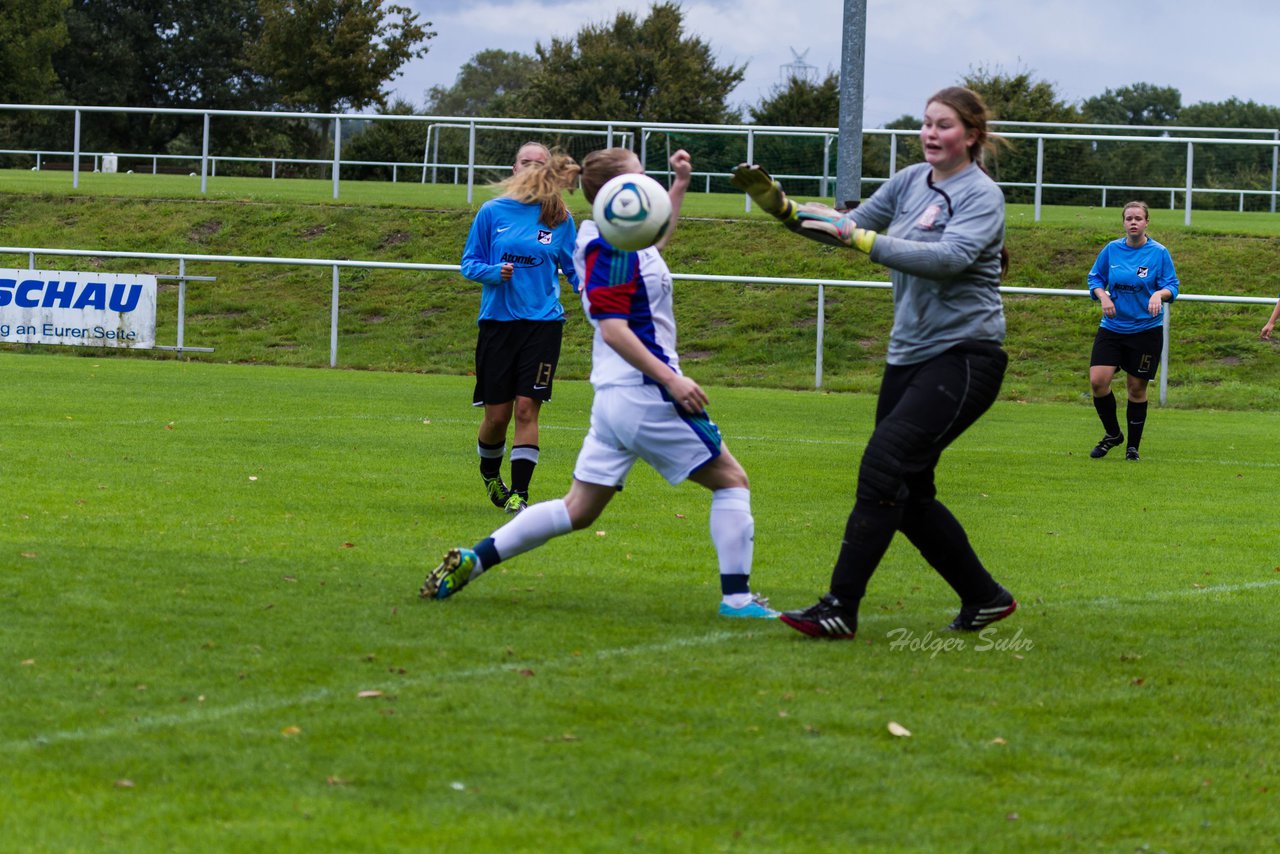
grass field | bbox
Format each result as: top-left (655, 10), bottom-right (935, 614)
top-left (3, 351), bottom-right (1278, 852)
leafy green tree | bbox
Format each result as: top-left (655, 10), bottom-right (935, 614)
top-left (426, 49), bottom-right (538, 118)
top-left (342, 98), bottom-right (429, 180)
top-left (251, 0), bottom-right (434, 114)
top-left (962, 66), bottom-right (1087, 203)
top-left (518, 2), bottom-right (744, 124)
top-left (1080, 83), bottom-right (1182, 126)
top-left (744, 73), bottom-right (840, 197)
top-left (1180, 98), bottom-right (1280, 211)
top-left (0, 0), bottom-right (69, 103)
top-left (750, 72), bottom-right (839, 127)
top-left (0, 0), bottom-right (69, 163)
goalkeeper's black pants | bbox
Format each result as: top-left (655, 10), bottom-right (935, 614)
top-left (829, 341), bottom-right (1008, 608)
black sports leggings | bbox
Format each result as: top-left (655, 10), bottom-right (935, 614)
top-left (830, 342), bottom-right (1008, 606)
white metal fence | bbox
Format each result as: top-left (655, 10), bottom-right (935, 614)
top-left (3, 103), bottom-right (1278, 223)
top-left (2, 244), bottom-right (1273, 405)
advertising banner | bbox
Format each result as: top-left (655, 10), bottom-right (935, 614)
top-left (0, 269), bottom-right (158, 349)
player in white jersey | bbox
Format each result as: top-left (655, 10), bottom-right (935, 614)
top-left (420, 148), bottom-right (777, 619)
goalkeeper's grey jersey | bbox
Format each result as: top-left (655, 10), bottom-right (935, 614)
top-left (851, 160), bottom-right (1006, 365)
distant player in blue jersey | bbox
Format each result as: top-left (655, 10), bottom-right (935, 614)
top-left (1086, 201), bottom-right (1180, 461)
top-left (460, 142), bottom-right (580, 514)
top-left (421, 147), bottom-right (778, 620)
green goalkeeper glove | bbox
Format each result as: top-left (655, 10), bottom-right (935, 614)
top-left (730, 163), bottom-right (797, 220)
top-left (731, 164), bottom-right (876, 252)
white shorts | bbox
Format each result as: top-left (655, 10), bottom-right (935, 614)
top-left (573, 384), bottom-right (723, 488)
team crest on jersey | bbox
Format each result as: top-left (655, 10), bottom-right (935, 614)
top-left (1136, 266), bottom-right (1148, 278)
top-left (916, 204), bottom-right (942, 230)
top-left (537, 229), bottom-right (552, 245)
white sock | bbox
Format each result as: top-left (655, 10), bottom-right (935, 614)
top-left (490, 498), bottom-right (573, 563)
top-left (710, 487), bottom-right (754, 605)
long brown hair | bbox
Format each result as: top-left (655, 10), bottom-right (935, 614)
top-left (496, 148), bottom-right (580, 228)
top-left (926, 86), bottom-right (1010, 276)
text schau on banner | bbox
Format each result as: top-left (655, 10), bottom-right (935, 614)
top-left (0, 269), bottom-right (158, 348)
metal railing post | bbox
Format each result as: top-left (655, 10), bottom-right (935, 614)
top-left (1034, 136), bottom-right (1044, 222)
top-left (1184, 142), bottom-right (1194, 226)
top-left (1159, 304), bottom-right (1170, 406)
top-left (815, 284), bottom-right (825, 389)
top-left (330, 265), bottom-right (340, 367)
top-left (1272, 131), bottom-right (1278, 214)
top-left (72, 109), bottom-right (81, 188)
top-left (201, 113), bottom-right (210, 193)
top-left (177, 258), bottom-right (187, 357)
top-left (332, 117), bottom-right (342, 200)
top-left (744, 129), bottom-right (755, 213)
top-left (466, 121), bottom-right (476, 205)
top-left (888, 132), bottom-right (898, 178)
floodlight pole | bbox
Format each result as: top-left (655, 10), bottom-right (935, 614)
top-left (836, 0), bottom-right (867, 207)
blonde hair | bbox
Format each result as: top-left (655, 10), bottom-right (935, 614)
top-left (580, 148), bottom-right (640, 204)
top-left (496, 148), bottom-right (580, 228)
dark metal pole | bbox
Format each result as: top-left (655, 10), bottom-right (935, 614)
top-left (836, 0), bottom-right (867, 207)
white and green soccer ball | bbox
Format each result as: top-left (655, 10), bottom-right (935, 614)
top-left (592, 172), bottom-right (672, 251)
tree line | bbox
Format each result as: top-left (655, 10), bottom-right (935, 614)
top-left (4, 1), bottom-right (1278, 208)
top-left (1, 0), bottom-right (432, 171)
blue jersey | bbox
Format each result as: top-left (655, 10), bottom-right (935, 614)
top-left (460, 197), bottom-right (579, 323)
top-left (1087, 237), bottom-right (1180, 334)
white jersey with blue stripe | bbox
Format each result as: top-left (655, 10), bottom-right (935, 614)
top-left (573, 220), bottom-right (681, 389)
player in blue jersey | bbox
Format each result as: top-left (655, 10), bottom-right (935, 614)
top-left (421, 147), bottom-right (778, 620)
top-left (1086, 201), bottom-right (1180, 461)
top-left (460, 142), bottom-right (581, 514)
top-left (732, 86), bottom-right (1016, 640)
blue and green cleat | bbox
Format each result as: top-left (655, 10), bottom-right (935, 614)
top-left (419, 548), bottom-right (479, 600)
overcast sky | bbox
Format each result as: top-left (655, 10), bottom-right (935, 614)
top-left (390, 0), bottom-right (1280, 127)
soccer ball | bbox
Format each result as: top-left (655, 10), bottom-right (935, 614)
top-left (592, 173), bottom-right (672, 251)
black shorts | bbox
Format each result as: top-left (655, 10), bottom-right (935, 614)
top-left (473, 320), bottom-right (564, 406)
top-left (1090, 327), bottom-right (1163, 380)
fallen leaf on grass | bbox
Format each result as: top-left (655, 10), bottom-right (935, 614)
top-left (594, 531), bottom-right (607, 537)
top-left (20, 552), bottom-right (37, 559)
top-left (327, 776), bottom-right (349, 786)
top-left (281, 726), bottom-right (301, 736)
top-left (1006, 812), bottom-right (1019, 821)
top-left (990, 737), bottom-right (1007, 745)
top-left (21, 659), bottom-right (34, 666)
top-left (248, 476), bottom-right (258, 482)
top-left (887, 721), bottom-right (912, 738)
top-left (356, 690), bottom-right (384, 699)
top-left (114, 779), bottom-right (135, 789)
top-left (1131, 677), bottom-right (1146, 686)
top-left (341, 542), bottom-right (356, 549)
top-left (518, 669), bottom-right (535, 677)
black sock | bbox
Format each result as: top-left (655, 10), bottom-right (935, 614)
top-left (898, 499), bottom-right (1000, 603)
top-left (1126, 400), bottom-right (1148, 450)
top-left (509, 444), bottom-right (539, 499)
top-left (478, 440), bottom-right (504, 480)
top-left (1093, 391), bottom-right (1122, 437)
top-left (829, 500), bottom-right (902, 607)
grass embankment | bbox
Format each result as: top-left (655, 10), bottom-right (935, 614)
top-left (2, 171), bottom-right (1278, 408)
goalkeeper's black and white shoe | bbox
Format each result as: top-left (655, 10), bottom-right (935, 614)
top-left (946, 586), bottom-right (1017, 632)
top-left (780, 594), bottom-right (857, 639)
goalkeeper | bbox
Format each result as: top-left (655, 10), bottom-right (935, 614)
top-left (732, 86), bottom-right (1017, 640)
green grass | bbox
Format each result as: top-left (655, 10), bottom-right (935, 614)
top-left (2, 352), bottom-right (1279, 851)
top-left (3, 168), bottom-right (1279, 410)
